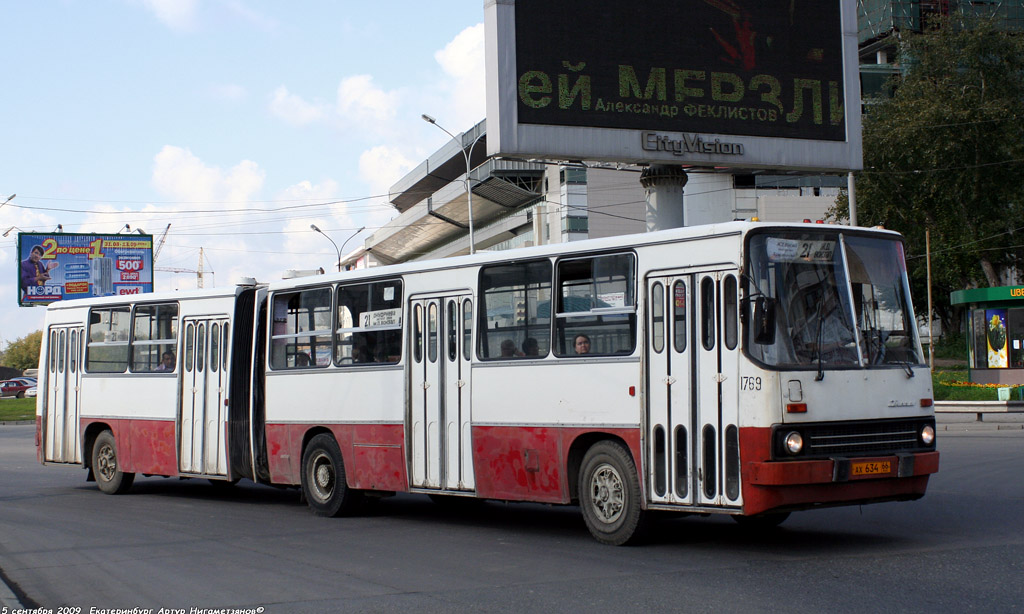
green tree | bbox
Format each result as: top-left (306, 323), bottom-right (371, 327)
top-left (832, 18), bottom-right (1024, 333)
top-left (2, 330), bottom-right (43, 370)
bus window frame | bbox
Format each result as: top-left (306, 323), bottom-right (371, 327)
top-left (552, 250), bottom-right (638, 358)
top-left (269, 286), bottom-right (334, 370)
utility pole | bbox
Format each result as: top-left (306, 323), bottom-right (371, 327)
top-left (926, 229), bottom-right (933, 371)
top-left (197, 248), bottom-right (205, 289)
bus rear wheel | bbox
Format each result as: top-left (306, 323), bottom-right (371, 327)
top-left (578, 441), bottom-right (646, 546)
top-left (92, 430), bottom-right (134, 495)
top-left (301, 433), bottom-right (362, 517)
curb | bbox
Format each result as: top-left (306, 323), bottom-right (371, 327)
top-left (0, 569), bottom-right (25, 610)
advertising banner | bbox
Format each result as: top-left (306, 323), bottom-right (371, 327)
top-left (986, 308), bottom-right (1008, 368)
top-left (485, 0), bottom-right (862, 171)
top-left (17, 233), bottom-right (154, 307)
top-left (514, 0), bottom-right (845, 141)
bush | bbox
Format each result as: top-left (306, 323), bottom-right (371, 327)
top-left (931, 332), bottom-right (968, 361)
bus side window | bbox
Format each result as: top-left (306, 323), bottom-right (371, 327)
top-left (335, 279), bottom-right (403, 366)
top-left (724, 274), bottom-right (738, 350)
top-left (270, 288), bottom-right (332, 369)
top-left (554, 253), bottom-right (636, 357)
top-left (86, 307), bottom-right (131, 373)
top-left (49, 330), bottom-right (57, 373)
top-left (130, 303), bottom-right (178, 372)
top-left (462, 299), bottom-right (472, 362)
top-left (477, 260), bottom-right (552, 360)
top-left (70, 329), bottom-right (78, 373)
top-left (701, 277), bottom-right (716, 351)
top-left (222, 323), bottom-right (230, 371)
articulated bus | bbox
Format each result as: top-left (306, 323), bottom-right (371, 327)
top-left (36, 221), bottom-right (939, 545)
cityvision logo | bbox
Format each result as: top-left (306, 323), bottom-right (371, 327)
top-left (641, 131), bottom-right (745, 157)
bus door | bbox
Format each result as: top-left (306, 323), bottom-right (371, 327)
top-left (409, 293), bottom-right (474, 491)
top-left (179, 317), bottom-right (230, 476)
top-left (645, 276), bottom-right (693, 506)
top-left (695, 270), bottom-right (742, 508)
top-left (43, 325), bottom-right (84, 464)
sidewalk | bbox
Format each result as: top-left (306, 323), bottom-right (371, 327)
top-left (937, 413), bottom-right (1024, 432)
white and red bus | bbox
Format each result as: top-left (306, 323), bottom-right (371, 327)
top-left (36, 221), bottom-right (939, 545)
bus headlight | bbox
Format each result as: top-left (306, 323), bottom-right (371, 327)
top-left (784, 431), bottom-right (804, 455)
top-left (920, 425), bottom-right (935, 446)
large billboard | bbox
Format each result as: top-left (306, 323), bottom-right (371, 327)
top-left (485, 0), bottom-right (862, 171)
top-left (17, 233), bottom-right (154, 307)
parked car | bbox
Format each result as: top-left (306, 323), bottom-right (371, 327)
top-left (25, 387), bottom-right (37, 398)
top-left (0, 380), bottom-right (33, 398)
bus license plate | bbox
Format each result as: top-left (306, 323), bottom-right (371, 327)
top-left (851, 461), bottom-right (891, 476)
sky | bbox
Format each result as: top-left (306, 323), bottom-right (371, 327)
top-left (0, 0), bottom-right (487, 347)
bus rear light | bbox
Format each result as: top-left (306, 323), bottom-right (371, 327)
top-left (921, 425), bottom-right (935, 446)
top-left (920, 398), bottom-right (933, 407)
top-left (629, 386), bottom-right (636, 397)
top-left (784, 431), bottom-right (804, 455)
top-left (786, 403), bottom-right (807, 413)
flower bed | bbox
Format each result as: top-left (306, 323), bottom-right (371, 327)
top-left (933, 370), bottom-right (1024, 401)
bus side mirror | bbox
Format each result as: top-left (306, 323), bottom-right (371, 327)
top-left (754, 297), bottom-right (776, 345)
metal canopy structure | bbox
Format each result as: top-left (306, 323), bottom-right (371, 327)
top-left (368, 153), bottom-right (545, 263)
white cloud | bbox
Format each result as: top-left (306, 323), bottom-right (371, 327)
top-left (433, 23), bottom-right (486, 128)
top-left (337, 75), bottom-right (399, 123)
top-left (151, 145), bottom-right (264, 204)
top-left (269, 86), bottom-right (328, 126)
top-left (141, 0), bottom-right (199, 31)
top-left (280, 179), bottom-right (340, 203)
top-left (435, 23), bottom-right (484, 81)
top-left (358, 146), bottom-right (416, 201)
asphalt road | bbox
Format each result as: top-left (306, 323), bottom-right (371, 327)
top-left (1, 423), bottom-right (1022, 614)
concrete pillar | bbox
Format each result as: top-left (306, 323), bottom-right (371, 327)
top-left (640, 165), bottom-right (688, 232)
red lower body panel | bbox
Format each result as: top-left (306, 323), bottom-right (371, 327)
top-left (59, 418), bottom-right (937, 518)
top-left (264, 423), bottom-right (642, 504)
top-left (739, 426), bottom-right (940, 516)
top-left (79, 418), bottom-right (177, 476)
top-left (265, 422), bottom-right (407, 491)
top-left (471, 426), bottom-right (642, 504)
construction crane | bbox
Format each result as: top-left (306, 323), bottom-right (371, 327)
top-left (153, 223), bottom-right (171, 262)
top-left (156, 245), bottom-right (213, 289)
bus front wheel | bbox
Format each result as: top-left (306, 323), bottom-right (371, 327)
top-left (301, 433), bottom-right (362, 517)
top-left (92, 430), bottom-right (135, 495)
top-left (578, 441), bottom-right (646, 546)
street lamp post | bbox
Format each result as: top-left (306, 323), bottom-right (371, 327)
top-left (340, 226), bottom-right (366, 269)
top-left (311, 224), bottom-right (365, 272)
top-left (421, 114), bottom-right (482, 255)
top-left (310, 224), bottom-right (340, 272)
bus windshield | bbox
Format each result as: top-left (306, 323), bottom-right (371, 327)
top-left (745, 231), bottom-right (923, 370)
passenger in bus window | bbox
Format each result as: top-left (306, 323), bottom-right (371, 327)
top-left (354, 345), bottom-right (373, 363)
top-left (155, 351), bottom-right (175, 372)
top-left (294, 352), bottom-right (310, 367)
top-left (500, 339), bottom-right (523, 358)
top-left (522, 337), bottom-right (539, 356)
top-left (574, 334), bottom-right (591, 355)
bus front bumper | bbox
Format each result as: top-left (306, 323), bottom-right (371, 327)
top-left (747, 451), bottom-right (940, 485)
